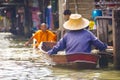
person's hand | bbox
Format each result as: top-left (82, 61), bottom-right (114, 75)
top-left (24, 41), bottom-right (29, 46)
top-left (107, 46), bottom-right (113, 49)
top-left (106, 46), bottom-right (113, 53)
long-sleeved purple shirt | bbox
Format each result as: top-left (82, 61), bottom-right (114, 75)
top-left (48, 29), bottom-right (107, 55)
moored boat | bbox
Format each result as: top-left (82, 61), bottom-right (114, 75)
top-left (39, 41), bottom-right (99, 69)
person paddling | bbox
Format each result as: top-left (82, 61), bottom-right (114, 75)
top-left (25, 23), bottom-right (57, 48)
top-left (46, 14), bottom-right (111, 55)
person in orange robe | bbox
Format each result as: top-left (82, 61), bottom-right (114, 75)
top-left (25, 23), bottom-right (57, 48)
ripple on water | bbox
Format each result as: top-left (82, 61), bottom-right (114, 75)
top-left (0, 60), bottom-right (52, 80)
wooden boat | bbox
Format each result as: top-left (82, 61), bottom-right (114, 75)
top-left (39, 41), bottom-right (99, 69)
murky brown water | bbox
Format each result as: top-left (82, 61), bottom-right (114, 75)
top-left (0, 32), bottom-right (120, 80)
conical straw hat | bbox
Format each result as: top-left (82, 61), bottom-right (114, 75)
top-left (63, 14), bottom-right (89, 30)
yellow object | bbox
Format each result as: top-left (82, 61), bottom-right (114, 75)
top-left (33, 30), bottom-right (57, 48)
top-left (0, 16), bottom-right (3, 21)
top-left (89, 20), bottom-right (95, 30)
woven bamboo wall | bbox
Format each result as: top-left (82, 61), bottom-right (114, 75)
top-left (67, 0), bottom-right (94, 19)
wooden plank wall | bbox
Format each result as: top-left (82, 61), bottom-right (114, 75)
top-left (96, 16), bottom-right (112, 45)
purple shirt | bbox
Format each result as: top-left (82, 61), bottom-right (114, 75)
top-left (48, 29), bottom-right (107, 55)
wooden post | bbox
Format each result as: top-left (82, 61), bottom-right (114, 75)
top-left (58, 0), bottom-right (65, 38)
top-left (24, 0), bottom-right (32, 37)
top-left (112, 10), bottom-right (120, 69)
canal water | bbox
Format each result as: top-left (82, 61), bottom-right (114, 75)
top-left (0, 32), bottom-right (120, 80)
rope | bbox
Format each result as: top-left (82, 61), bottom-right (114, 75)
top-left (74, 0), bottom-right (78, 13)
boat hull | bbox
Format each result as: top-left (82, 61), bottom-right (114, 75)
top-left (50, 53), bottom-right (99, 69)
top-left (39, 41), bottom-right (99, 69)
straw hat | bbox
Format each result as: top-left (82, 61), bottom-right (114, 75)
top-left (63, 14), bottom-right (89, 30)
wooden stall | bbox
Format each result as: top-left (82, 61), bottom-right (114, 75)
top-left (96, 10), bottom-right (120, 69)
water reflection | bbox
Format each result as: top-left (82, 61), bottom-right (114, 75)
top-left (0, 32), bottom-right (120, 80)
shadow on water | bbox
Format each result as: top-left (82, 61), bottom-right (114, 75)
top-left (0, 32), bottom-right (120, 80)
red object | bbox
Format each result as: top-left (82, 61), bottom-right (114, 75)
top-left (67, 53), bottom-right (98, 64)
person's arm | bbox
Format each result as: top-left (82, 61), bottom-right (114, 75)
top-left (24, 36), bottom-right (34, 46)
top-left (92, 39), bottom-right (107, 51)
top-left (88, 30), bottom-right (107, 51)
top-left (47, 36), bottom-right (66, 55)
top-left (25, 31), bottom-right (39, 47)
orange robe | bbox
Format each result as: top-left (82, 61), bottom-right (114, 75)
top-left (33, 30), bottom-right (57, 48)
